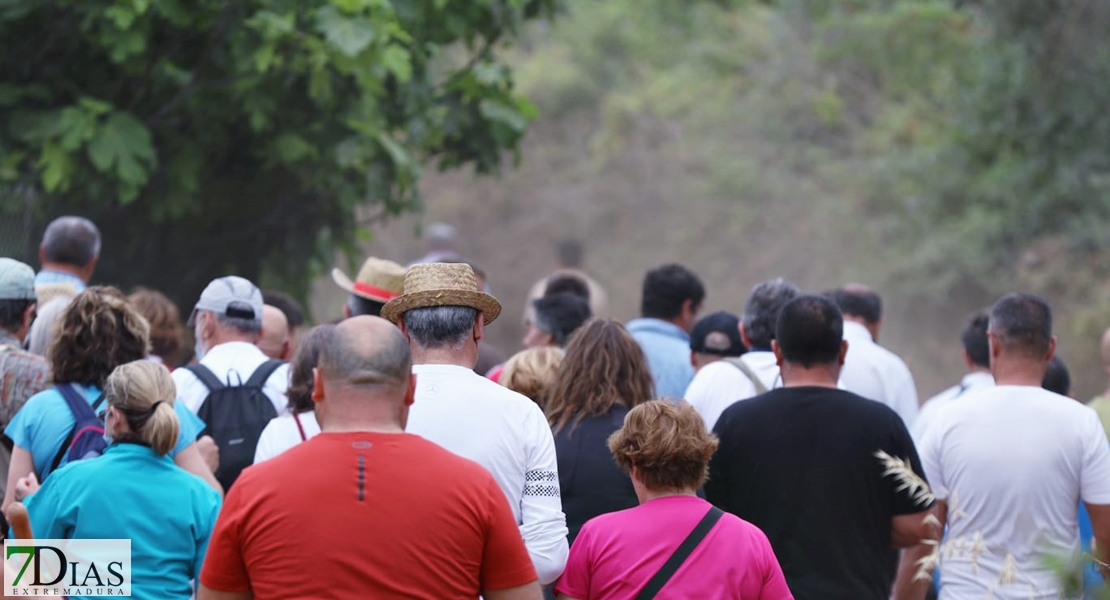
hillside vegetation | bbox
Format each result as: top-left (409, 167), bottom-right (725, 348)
top-left (339, 0), bottom-right (1110, 398)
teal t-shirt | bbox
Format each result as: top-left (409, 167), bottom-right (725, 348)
top-left (5, 384), bottom-right (205, 479)
top-left (24, 443), bottom-right (222, 599)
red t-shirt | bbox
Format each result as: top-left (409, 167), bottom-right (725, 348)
top-left (200, 431), bottom-right (537, 598)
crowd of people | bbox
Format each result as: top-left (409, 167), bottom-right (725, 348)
top-left (1, 216), bottom-right (1109, 600)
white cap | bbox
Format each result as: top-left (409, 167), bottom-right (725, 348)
top-left (187, 276), bottom-right (263, 326)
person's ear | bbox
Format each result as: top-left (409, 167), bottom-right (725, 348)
top-left (397, 318), bottom-right (411, 338)
top-left (1046, 335), bottom-right (1057, 362)
top-left (343, 304), bottom-right (351, 319)
top-left (690, 351), bottom-right (698, 369)
top-left (21, 303), bottom-right (36, 330)
top-left (312, 367), bottom-right (325, 403)
top-left (473, 315), bottom-right (485, 344)
top-left (771, 339), bottom-right (784, 367)
top-left (404, 374), bottom-right (417, 407)
top-left (81, 255), bottom-right (99, 281)
top-left (988, 332), bottom-right (1001, 365)
top-left (280, 340), bottom-right (291, 361)
top-left (739, 323), bottom-right (753, 350)
top-left (838, 340), bottom-right (849, 366)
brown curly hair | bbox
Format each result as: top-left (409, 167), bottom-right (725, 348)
top-left (608, 400), bottom-right (719, 491)
top-left (48, 287), bottom-right (150, 388)
top-left (543, 319), bottom-right (654, 434)
top-left (128, 288), bottom-right (185, 363)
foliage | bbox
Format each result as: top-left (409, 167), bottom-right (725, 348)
top-left (0, 0), bottom-right (553, 303)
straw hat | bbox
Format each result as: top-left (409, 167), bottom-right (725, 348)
top-left (332, 257), bottom-right (407, 303)
top-left (381, 263), bottom-right (502, 325)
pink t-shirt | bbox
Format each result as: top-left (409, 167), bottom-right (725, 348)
top-left (554, 495), bottom-right (794, 600)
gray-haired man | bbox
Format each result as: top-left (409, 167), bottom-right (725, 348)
top-left (382, 262), bottom-right (569, 586)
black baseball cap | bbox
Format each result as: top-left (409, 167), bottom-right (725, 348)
top-left (690, 311), bottom-right (745, 356)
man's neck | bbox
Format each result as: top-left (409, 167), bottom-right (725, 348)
top-left (208, 334), bottom-right (259, 350)
top-left (411, 346), bottom-right (477, 369)
top-left (322, 421), bottom-right (404, 434)
top-left (991, 358), bottom-right (1047, 387)
top-left (39, 262), bottom-right (87, 282)
top-left (779, 363), bottom-right (840, 388)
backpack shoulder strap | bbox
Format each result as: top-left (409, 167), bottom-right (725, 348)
top-left (292, 412), bottom-right (307, 442)
top-left (48, 385), bottom-right (98, 477)
top-left (182, 364), bottom-right (225, 392)
top-left (246, 359), bottom-right (285, 388)
top-left (635, 506), bottom-right (724, 600)
top-left (721, 357), bottom-right (768, 395)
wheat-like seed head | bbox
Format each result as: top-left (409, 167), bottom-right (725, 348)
top-left (998, 553), bottom-right (1018, 585)
top-left (874, 450), bottom-right (936, 505)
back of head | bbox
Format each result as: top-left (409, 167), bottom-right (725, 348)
top-left (286, 325), bottom-right (338, 413)
top-left (190, 275), bottom-right (264, 337)
top-left (500, 346), bottom-right (565, 405)
top-left (532, 293), bottom-right (592, 346)
top-left (128, 288), bottom-right (185, 363)
top-left (50, 287), bottom-right (150, 387)
top-left (1042, 355), bottom-right (1071, 396)
top-left (988, 293), bottom-right (1052, 359)
top-left (104, 360), bottom-right (179, 455)
top-left (829, 284), bottom-right (882, 324)
top-left (961, 311), bottom-right (990, 369)
top-left (262, 290), bottom-right (306, 329)
top-left (556, 239), bottom-right (584, 269)
top-left (41, 216), bottom-right (101, 268)
top-left (543, 274), bottom-right (590, 301)
top-left (424, 222), bottom-right (456, 251)
top-left (640, 263), bottom-right (705, 320)
top-left (257, 305), bottom-right (290, 359)
top-left (690, 311), bottom-right (745, 357)
top-left (319, 316), bottom-right (412, 403)
top-left (544, 319), bottom-right (655, 433)
top-left (607, 400), bottom-right (718, 492)
top-left (0, 258), bottom-right (37, 335)
top-left (402, 306), bottom-right (479, 350)
top-left (742, 278), bottom-right (801, 350)
top-left (775, 295), bottom-right (844, 368)
top-left (347, 294), bottom-right (387, 318)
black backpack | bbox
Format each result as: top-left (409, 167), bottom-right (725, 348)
top-left (183, 360), bottom-right (283, 490)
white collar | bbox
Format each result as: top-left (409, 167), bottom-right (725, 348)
top-left (842, 321), bottom-right (874, 342)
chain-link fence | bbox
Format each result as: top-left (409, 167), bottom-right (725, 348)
top-left (0, 186), bottom-right (39, 263)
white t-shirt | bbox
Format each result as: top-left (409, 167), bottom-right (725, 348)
top-left (839, 321), bottom-right (919, 428)
top-left (172, 341), bottom-right (290, 416)
top-left (911, 371), bottom-right (994, 445)
top-left (920, 385), bottom-right (1110, 599)
top-left (684, 351), bottom-right (781, 432)
top-left (254, 410), bottom-right (321, 463)
top-left (404, 363), bottom-right (569, 585)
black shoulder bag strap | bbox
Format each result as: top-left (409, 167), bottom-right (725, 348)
top-left (182, 364), bottom-right (225, 392)
top-left (245, 359), bottom-right (285, 388)
top-left (634, 506), bottom-right (725, 600)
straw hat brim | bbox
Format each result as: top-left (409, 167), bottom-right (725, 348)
top-left (381, 289), bottom-right (502, 325)
top-left (331, 268), bottom-right (395, 303)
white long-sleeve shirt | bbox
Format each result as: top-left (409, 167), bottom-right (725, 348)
top-left (839, 321), bottom-right (919, 428)
top-left (405, 363), bottom-right (569, 584)
top-left (911, 371), bottom-right (994, 444)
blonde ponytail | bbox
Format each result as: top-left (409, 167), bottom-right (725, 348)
top-left (104, 360), bottom-right (180, 456)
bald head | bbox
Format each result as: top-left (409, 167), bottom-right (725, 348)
top-left (320, 316), bottom-right (412, 392)
top-left (257, 305), bottom-right (290, 359)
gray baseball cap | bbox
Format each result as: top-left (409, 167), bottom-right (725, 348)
top-left (0, 258), bottom-right (36, 301)
top-left (187, 276), bottom-right (263, 326)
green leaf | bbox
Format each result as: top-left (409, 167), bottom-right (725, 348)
top-left (58, 106), bottom-right (99, 151)
top-left (86, 112), bottom-right (155, 189)
top-left (375, 132), bottom-right (411, 167)
top-left (274, 133), bottom-right (319, 163)
top-left (0, 150), bottom-right (26, 181)
top-left (317, 5), bottom-right (376, 57)
top-left (380, 44), bottom-right (412, 82)
top-left (37, 142), bottom-right (74, 192)
top-left (479, 99), bottom-right (528, 132)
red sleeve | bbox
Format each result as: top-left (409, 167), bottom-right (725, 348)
top-left (480, 476), bottom-right (538, 591)
top-left (199, 483), bottom-right (252, 593)
top-left (552, 520), bottom-right (594, 598)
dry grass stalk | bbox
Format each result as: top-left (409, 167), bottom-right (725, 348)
top-left (874, 450), bottom-right (936, 506)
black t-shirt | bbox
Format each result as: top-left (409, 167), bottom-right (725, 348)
top-left (554, 406), bottom-right (639, 543)
top-left (705, 386), bottom-right (931, 600)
